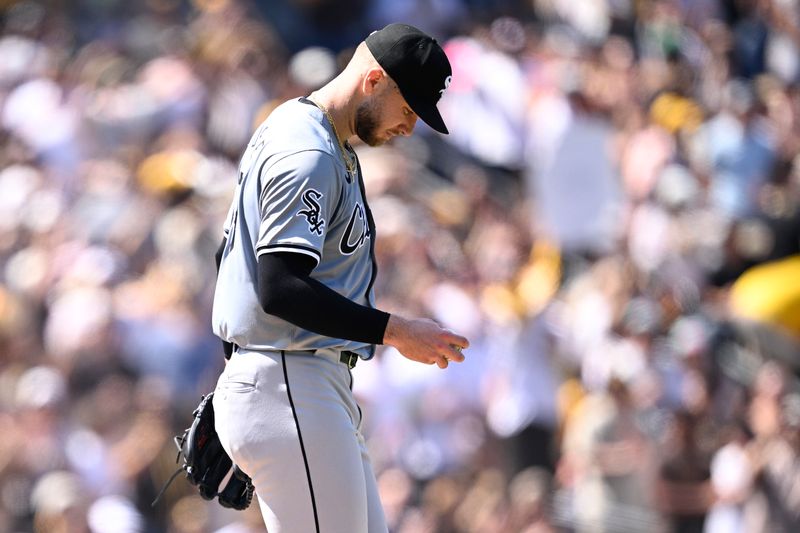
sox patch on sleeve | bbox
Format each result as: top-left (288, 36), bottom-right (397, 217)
top-left (255, 151), bottom-right (340, 266)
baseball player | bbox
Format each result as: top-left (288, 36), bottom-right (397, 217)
top-left (211, 24), bottom-right (468, 533)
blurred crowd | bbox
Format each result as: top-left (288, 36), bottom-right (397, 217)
top-left (1, 0), bottom-right (799, 532)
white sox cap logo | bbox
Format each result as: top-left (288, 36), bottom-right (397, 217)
top-left (439, 75), bottom-right (452, 98)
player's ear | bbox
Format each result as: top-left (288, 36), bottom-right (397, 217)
top-left (362, 68), bottom-right (385, 96)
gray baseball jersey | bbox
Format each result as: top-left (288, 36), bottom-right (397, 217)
top-left (212, 97), bottom-right (377, 358)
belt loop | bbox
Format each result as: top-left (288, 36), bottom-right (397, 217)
top-left (340, 351), bottom-right (358, 369)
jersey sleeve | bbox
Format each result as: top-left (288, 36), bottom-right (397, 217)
top-left (255, 150), bottom-right (340, 266)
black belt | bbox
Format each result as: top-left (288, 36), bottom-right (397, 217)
top-left (339, 351), bottom-right (359, 369)
top-left (232, 344), bottom-right (359, 369)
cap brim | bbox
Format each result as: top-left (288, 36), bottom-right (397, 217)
top-left (405, 93), bottom-right (449, 134)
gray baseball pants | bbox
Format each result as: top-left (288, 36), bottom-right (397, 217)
top-left (213, 348), bottom-right (387, 533)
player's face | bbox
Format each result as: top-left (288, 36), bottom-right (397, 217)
top-left (355, 80), bottom-right (418, 147)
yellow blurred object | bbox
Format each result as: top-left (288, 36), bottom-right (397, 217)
top-left (729, 255), bottom-right (800, 336)
top-left (480, 283), bottom-right (523, 324)
top-left (516, 240), bottom-right (561, 316)
top-left (427, 188), bottom-right (470, 227)
top-left (136, 149), bottom-right (202, 195)
top-left (557, 377), bottom-right (586, 435)
top-left (649, 92), bottom-right (704, 134)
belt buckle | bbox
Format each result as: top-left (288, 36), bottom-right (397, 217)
top-left (341, 351), bottom-right (358, 369)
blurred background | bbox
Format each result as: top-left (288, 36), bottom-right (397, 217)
top-left (0, 0), bottom-right (799, 532)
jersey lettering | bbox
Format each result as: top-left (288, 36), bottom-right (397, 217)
top-left (339, 203), bottom-right (370, 255)
top-left (296, 189), bottom-right (325, 236)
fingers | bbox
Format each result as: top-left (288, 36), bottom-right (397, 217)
top-left (442, 330), bottom-right (470, 351)
top-left (434, 329), bottom-right (468, 366)
top-left (416, 351), bottom-right (459, 369)
top-left (421, 330), bottom-right (469, 367)
top-left (446, 344), bottom-right (465, 363)
top-left (391, 316), bottom-right (470, 369)
top-left (435, 341), bottom-right (465, 368)
top-left (443, 330), bottom-right (468, 364)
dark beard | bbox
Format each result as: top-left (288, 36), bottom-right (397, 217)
top-left (355, 99), bottom-right (384, 147)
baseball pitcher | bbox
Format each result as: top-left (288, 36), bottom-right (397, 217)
top-left (211, 23), bottom-right (468, 533)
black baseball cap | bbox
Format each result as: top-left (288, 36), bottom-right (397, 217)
top-left (366, 23), bottom-right (452, 134)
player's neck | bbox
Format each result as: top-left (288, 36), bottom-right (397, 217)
top-left (308, 86), bottom-right (357, 143)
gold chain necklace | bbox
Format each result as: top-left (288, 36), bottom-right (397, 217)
top-left (308, 98), bottom-right (355, 174)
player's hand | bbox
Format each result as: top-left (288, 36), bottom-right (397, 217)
top-left (383, 315), bottom-right (469, 368)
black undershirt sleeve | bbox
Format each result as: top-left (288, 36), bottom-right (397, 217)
top-left (215, 237), bottom-right (234, 358)
top-left (257, 252), bottom-right (390, 345)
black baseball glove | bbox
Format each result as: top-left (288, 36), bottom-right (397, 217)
top-left (153, 392), bottom-right (254, 510)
